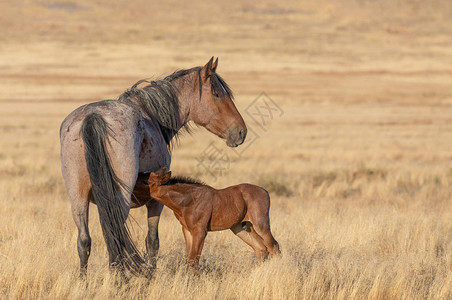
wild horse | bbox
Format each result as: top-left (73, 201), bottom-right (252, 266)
top-left (137, 168), bottom-right (280, 268)
top-left (60, 57), bottom-right (247, 277)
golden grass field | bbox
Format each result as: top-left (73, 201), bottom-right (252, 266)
top-left (1, 0), bottom-right (451, 299)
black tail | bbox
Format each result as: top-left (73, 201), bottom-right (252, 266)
top-left (80, 113), bottom-right (148, 277)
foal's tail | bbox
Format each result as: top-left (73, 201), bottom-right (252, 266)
top-left (80, 113), bottom-right (148, 277)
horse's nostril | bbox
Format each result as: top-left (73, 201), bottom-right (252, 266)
top-left (239, 129), bottom-right (245, 139)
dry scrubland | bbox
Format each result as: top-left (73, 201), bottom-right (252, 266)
top-left (0, 0), bottom-right (452, 299)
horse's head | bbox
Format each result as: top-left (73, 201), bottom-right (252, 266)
top-left (147, 167), bottom-right (171, 187)
top-left (190, 57), bottom-right (247, 147)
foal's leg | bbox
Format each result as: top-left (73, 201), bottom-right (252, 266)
top-left (181, 226), bottom-right (193, 257)
top-left (187, 229), bottom-right (207, 268)
top-left (145, 199), bottom-right (164, 269)
top-left (251, 221), bottom-right (281, 257)
top-left (230, 223), bottom-right (268, 261)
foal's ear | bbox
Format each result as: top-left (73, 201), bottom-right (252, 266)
top-left (201, 56), bottom-right (214, 82)
top-left (161, 171), bottom-right (171, 184)
top-left (156, 167), bottom-right (167, 176)
top-left (147, 172), bottom-right (158, 184)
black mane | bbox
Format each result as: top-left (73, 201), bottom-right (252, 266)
top-left (118, 66), bottom-right (233, 149)
top-left (166, 175), bottom-right (205, 185)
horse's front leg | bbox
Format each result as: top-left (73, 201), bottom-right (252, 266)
top-left (145, 199), bottom-right (164, 269)
top-left (187, 229), bottom-right (207, 269)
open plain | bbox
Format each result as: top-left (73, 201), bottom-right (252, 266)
top-left (0, 0), bottom-right (451, 299)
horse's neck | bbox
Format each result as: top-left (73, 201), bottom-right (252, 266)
top-left (121, 72), bottom-right (197, 135)
top-left (170, 75), bottom-right (197, 128)
top-left (153, 184), bottom-right (199, 211)
top-left (150, 186), bottom-right (183, 212)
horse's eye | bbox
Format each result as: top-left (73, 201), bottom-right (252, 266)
top-left (214, 93), bottom-right (219, 98)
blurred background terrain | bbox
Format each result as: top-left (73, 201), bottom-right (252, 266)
top-left (0, 0), bottom-right (451, 298)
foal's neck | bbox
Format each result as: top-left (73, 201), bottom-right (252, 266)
top-left (149, 185), bottom-right (183, 212)
top-left (150, 183), bottom-right (199, 212)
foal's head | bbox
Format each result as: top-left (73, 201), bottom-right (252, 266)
top-left (147, 167), bottom-right (171, 188)
top-left (191, 57), bottom-right (247, 147)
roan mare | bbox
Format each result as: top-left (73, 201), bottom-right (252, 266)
top-left (59, 57), bottom-right (247, 277)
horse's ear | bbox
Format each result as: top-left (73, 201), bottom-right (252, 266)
top-left (156, 167), bottom-right (167, 176)
top-left (212, 57), bottom-right (218, 72)
top-left (161, 171), bottom-right (171, 184)
top-left (147, 172), bottom-right (157, 184)
top-left (201, 56), bottom-right (214, 82)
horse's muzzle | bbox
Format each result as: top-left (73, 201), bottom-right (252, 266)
top-left (226, 127), bottom-right (247, 147)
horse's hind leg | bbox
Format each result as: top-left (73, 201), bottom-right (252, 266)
top-left (62, 146), bottom-right (92, 278)
top-left (145, 200), bottom-right (164, 269)
top-left (251, 220), bottom-right (280, 257)
top-left (231, 222), bottom-right (269, 261)
top-left (71, 195), bottom-right (91, 278)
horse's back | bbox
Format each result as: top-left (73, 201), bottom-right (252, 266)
top-left (60, 100), bottom-right (145, 202)
top-left (238, 184), bottom-right (269, 203)
top-left (237, 184), bottom-right (271, 221)
top-left (217, 184), bottom-right (269, 206)
top-left (60, 100), bottom-right (144, 173)
top-left (60, 100), bottom-right (142, 140)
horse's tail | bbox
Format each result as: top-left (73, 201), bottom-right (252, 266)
top-left (80, 113), bottom-right (148, 276)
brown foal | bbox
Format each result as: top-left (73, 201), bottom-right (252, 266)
top-left (136, 168), bottom-right (280, 268)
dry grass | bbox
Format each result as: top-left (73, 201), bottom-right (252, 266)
top-left (1, 0), bottom-right (452, 299)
